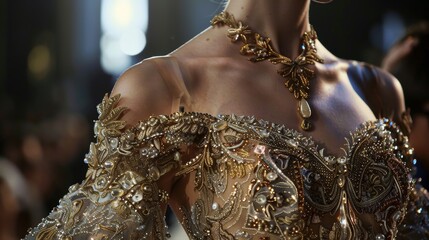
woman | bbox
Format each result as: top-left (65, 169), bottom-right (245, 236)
top-left (25, 0), bottom-right (427, 239)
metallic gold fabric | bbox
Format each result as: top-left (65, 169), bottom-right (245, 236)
top-left (24, 94), bottom-right (428, 240)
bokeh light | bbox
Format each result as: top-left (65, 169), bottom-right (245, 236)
top-left (100, 0), bottom-right (148, 75)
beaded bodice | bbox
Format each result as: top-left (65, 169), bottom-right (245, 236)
top-left (24, 94), bottom-right (428, 240)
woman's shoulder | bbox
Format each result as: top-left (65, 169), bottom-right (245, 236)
top-left (345, 60), bottom-right (406, 121)
top-left (114, 55), bottom-right (181, 82)
top-left (346, 60), bottom-right (402, 93)
top-left (110, 56), bottom-right (185, 125)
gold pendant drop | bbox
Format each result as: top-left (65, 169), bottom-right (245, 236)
top-left (211, 11), bottom-right (324, 131)
top-left (298, 99), bottom-right (312, 131)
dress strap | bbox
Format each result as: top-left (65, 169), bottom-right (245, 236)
top-left (152, 56), bottom-right (192, 113)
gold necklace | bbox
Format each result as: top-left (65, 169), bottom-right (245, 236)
top-left (211, 12), bottom-right (324, 131)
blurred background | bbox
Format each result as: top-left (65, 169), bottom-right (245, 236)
top-left (0, 0), bottom-right (428, 239)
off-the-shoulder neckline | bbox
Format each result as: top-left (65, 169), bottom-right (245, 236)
top-left (97, 94), bottom-right (407, 159)
top-left (132, 111), bottom-right (402, 158)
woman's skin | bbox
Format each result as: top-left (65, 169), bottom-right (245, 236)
top-left (110, 0), bottom-right (406, 216)
top-left (112, 0), bottom-right (405, 154)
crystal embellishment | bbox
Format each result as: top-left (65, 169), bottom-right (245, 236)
top-left (212, 202), bottom-right (219, 210)
top-left (109, 138), bottom-right (119, 148)
top-left (132, 191), bottom-right (143, 203)
top-left (255, 195), bottom-right (267, 205)
top-left (266, 172), bottom-right (278, 181)
top-left (254, 145), bottom-right (266, 155)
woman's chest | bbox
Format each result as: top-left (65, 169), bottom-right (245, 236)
top-left (185, 61), bottom-right (377, 154)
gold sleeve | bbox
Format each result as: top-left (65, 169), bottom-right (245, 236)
top-left (24, 94), bottom-right (212, 240)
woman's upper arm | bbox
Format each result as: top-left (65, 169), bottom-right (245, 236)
top-left (374, 67), bottom-right (406, 120)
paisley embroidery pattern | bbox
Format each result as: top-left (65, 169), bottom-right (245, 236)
top-left (24, 94), bottom-right (425, 240)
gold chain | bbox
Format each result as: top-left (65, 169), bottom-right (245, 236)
top-left (211, 11), bottom-right (324, 131)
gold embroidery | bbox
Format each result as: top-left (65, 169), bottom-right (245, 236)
top-left (25, 94), bottom-right (419, 240)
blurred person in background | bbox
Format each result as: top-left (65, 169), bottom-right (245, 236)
top-left (0, 111), bottom-right (90, 239)
top-left (382, 21), bottom-right (429, 187)
top-left (0, 177), bottom-right (19, 240)
top-left (0, 159), bottom-right (39, 239)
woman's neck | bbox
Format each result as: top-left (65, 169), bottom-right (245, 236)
top-left (223, 0), bottom-right (311, 58)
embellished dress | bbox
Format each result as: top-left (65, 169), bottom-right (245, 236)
top-left (24, 58), bottom-right (429, 240)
